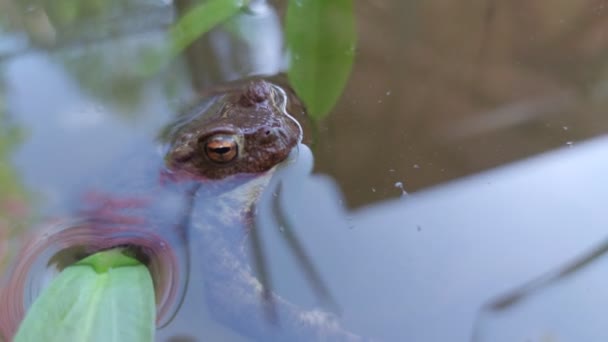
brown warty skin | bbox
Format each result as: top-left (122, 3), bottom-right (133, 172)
top-left (164, 80), bottom-right (302, 180)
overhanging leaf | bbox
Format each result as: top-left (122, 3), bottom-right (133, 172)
top-left (140, 0), bottom-right (248, 76)
top-left (14, 249), bottom-right (155, 342)
top-left (286, 0), bottom-right (357, 120)
top-left (170, 0), bottom-right (248, 56)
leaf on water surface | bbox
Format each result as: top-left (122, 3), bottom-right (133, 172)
top-left (286, 0), bottom-right (357, 120)
top-left (14, 249), bottom-right (155, 342)
top-left (140, 0), bottom-right (248, 76)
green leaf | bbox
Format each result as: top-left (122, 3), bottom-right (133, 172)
top-left (286, 0), bottom-right (357, 120)
top-left (14, 249), bottom-right (155, 342)
top-left (170, 0), bottom-right (248, 56)
top-left (140, 0), bottom-right (248, 75)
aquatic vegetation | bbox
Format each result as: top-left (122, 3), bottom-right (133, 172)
top-left (13, 249), bottom-right (155, 342)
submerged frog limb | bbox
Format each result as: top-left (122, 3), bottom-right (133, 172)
top-left (189, 173), bottom-right (364, 342)
top-left (196, 223), bottom-right (363, 341)
top-left (203, 249), bottom-right (363, 342)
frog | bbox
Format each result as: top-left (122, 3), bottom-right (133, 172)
top-left (163, 79), bottom-right (301, 180)
top-left (0, 79), bottom-right (362, 341)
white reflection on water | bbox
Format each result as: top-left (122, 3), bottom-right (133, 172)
top-left (255, 135), bottom-right (608, 341)
top-left (5, 54), bottom-right (174, 215)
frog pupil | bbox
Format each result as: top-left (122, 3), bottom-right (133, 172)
top-left (211, 146), bottom-right (231, 154)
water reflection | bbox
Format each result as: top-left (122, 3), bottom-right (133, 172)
top-left (474, 236), bottom-right (608, 341)
top-left (1, 0), bottom-right (608, 341)
top-left (287, 136), bottom-right (608, 341)
top-left (0, 70), bottom-right (28, 278)
top-left (0, 217), bottom-right (186, 338)
top-left (0, 56), bottom-right (359, 340)
top-left (0, 0), bottom-right (173, 52)
top-left (0, 57), bottom-right (195, 333)
top-left (174, 0), bottom-right (283, 89)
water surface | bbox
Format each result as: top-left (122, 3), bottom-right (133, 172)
top-left (1, 1), bottom-right (608, 341)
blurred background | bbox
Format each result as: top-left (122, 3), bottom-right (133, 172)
top-left (316, 0), bottom-right (608, 206)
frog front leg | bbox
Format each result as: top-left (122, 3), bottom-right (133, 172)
top-left (192, 212), bottom-right (363, 342)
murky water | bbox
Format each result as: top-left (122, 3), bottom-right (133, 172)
top-left (1, 1), bottom-right (608, 341)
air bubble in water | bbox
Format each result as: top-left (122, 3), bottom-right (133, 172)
top-left (394, 182), bottom-right (408, 197)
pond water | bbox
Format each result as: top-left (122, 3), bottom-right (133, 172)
top-left (1, 1), bottom-right (608, 341)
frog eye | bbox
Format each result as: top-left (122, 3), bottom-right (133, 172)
top-left (204, 134), bottom-right (238, 163)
